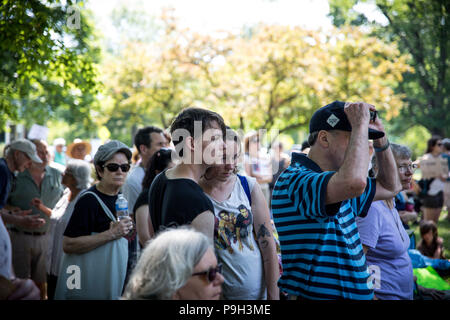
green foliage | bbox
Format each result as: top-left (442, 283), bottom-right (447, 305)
top-left (328, 0), bottom-right (367, 27)
top-left (195, 24), bottom-right (410, 134)
top-left (95, 8), bottom-right (411, 145)
top-left (328, 0), bottom-right (450, 137)
top-left (0, 0), bottom-right (101, 130)
top-left (388, 124), bottom-right (431, 160)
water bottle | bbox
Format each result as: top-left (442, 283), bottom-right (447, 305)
top-left (115, 194), bottom-right (129, 221)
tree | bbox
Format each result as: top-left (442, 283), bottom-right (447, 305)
top-left (99, 9), bottom-right (204, 145)
top-left (107, 0), bottom-right (160, 54)
top-left (99, 8), bottom-right (410, 145)
top-left (0, 0), bottom-right (101, 132)
top-left (192, 24), bottom-right (410, 136)
top-left (328, 0), bottom-right (450, 137)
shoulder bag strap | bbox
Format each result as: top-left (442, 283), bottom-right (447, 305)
top-left (79, 191), bottom-right (117, 222)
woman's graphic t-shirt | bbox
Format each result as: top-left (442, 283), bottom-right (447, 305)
top-left (206, 175), bottom-right (266, 300)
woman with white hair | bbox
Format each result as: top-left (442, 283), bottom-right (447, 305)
top-left (40, 159), bottom-right (91, 300)
top-left (356, 143), bottom-right (415, 299)
top-left (123, 227), bottom-right (224, 300)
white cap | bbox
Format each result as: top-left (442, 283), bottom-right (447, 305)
top-left (53, 137), bottom-right (66, 146)
top-left (9, 139), bottom-right (43, 163)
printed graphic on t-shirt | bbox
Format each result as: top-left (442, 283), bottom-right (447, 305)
top-left (214, 204), bottom-right (254, 253)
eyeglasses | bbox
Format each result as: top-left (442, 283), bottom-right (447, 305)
top-left (398, 163), bottom-right (418, 173)
top-left (102, 163), bottom-right (131, 173)
top-left (192, 263), bottom-right (222, 283)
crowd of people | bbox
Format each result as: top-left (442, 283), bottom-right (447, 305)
top-left (1, 102), bottom-right (449, 300)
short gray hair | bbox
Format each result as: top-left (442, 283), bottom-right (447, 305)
top-left (372, 143), bottom-right (412, 170)
top-left (307, 131), bottom-right (319, 146)
top-left (390, 143), bottom-right (412, 160)
top-left (66, 159), bottom-right (92, 190)
top-left (122, 227), bottom-right (211, 300)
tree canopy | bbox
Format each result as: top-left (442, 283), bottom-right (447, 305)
top-left (99, 8), bottom-right (411, 145)
top-left (328, 0), bottom-right (450, 137)
top-left (0, 0), bottom-right (101, 133)
top-left (2, 3), bottom-right (439, 149)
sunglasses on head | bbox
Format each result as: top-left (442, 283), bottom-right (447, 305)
top-left (192, 263), bottom-right (222, 283)
top-left (102, 163), bottom-right (131, 173)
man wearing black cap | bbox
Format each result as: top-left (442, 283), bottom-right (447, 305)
top-left (272, 101), bottom-right (401, 300)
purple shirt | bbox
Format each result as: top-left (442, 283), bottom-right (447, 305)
top-left (356, 201), bottom-right (413, 300)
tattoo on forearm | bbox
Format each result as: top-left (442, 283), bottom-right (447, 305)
top-left (257, 223), bottom-right (271, 239)
top-left (260, 239), bottom-right (269, 249)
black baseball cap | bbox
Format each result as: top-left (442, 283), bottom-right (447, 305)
top-left (309, 101), bottom-right (385, 140)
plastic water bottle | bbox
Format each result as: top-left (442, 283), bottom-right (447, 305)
top-left (115, 194), bottom-right (129, 221)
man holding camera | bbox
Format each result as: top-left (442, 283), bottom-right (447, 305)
top-left (272, 101), bottom-right (402, 300)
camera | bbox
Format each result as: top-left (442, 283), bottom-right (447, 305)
top-left (370, 110), bottom-right (378, 122)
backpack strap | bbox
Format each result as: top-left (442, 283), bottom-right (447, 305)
top-left (237, 174), bottom-right (252, 206)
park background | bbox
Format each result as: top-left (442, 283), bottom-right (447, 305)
top-left (0, 0), bottom-right (449, 258)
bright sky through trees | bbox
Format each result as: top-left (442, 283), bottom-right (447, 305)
top-left (87, 0), bottom-right (335, 34)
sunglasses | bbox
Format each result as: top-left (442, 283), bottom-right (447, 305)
top-left (192, 263), bottom-right (222, 283)
top-left (102, 163), bottom-right (131, 173)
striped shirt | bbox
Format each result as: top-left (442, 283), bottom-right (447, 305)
top-left (272, 153), bottom-right (376, 300)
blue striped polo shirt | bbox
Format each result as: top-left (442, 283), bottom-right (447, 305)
top-left (272, 153), bottom-right (376, 300)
